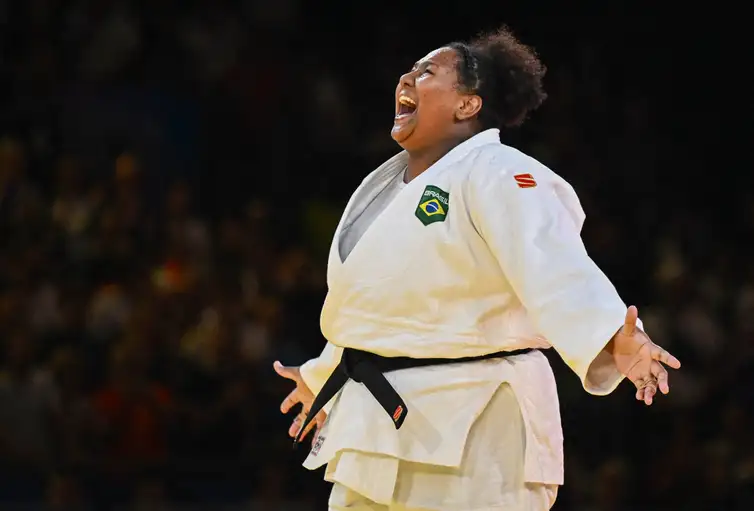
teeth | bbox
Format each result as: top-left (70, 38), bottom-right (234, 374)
top-left (398, 96), bottom-right (416, 108)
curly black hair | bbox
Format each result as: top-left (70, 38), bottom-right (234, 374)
top-left (449, 26), bottom-right (547, 130)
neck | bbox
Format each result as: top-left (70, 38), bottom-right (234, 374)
top-left (404, 131), bottom-right (476, 182)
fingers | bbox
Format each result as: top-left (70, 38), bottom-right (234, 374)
top-left (273, 361), bottom-right (299, 382)
top-left (289, 410), bottom-right (321, 441)
top-left (634, 374), bottom-right (657, 405)
top-left (630, 337), bottom-right (679, 406)
top-left (275, 361), bottom-right (322, 442)
top-left (622, 305), bottom-right (639, 335)
top-left (280, 388), bottom-right (301, 414)
top-left (651, 360), bottom-right (670, 395)
top-left (300, 413), bottom-right (319, 440)
top-left (289, 413), bottom-right (304, 438)
top-left (642, 378), bottom-right (657, 405)
top-left (311, 413), bottom-right (327, 447)
top-left (649, 345), bottom-right (681, 370)
top-left (634, 361), bottom-right (668, 406)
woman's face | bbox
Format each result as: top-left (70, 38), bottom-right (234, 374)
top-left (391, 47), bottom-right (479, 151)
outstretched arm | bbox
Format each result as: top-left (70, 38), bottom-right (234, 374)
top-left (467, 166), bottom-right (679, 401)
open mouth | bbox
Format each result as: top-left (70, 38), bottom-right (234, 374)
top-left (396, 95), bottom-right (417, 118)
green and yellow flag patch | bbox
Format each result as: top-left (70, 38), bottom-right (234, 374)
top-left (415, 185), bottom-right (450, 226)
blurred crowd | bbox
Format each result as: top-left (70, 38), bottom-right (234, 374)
top-left (1, 0), bottom-right (752, 510)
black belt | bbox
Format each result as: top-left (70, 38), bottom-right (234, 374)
top-left (294, 347), bottom-right (534, 447)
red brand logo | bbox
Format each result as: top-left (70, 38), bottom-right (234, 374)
top-left (514, 173), bottom-right (537, 188)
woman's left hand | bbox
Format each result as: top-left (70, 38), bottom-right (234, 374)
top-left (608, 306), bottom-right (682, 405)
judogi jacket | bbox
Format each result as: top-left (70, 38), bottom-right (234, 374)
top-left (298, 129), bottom-right (639, 487)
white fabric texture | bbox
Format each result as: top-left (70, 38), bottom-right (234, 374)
top-left (338, 167), bottom-right (406, 261)
top-left (326, 384), bottom-right (558, 510)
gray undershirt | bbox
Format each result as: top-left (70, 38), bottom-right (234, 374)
top-left (339, 169), bottom-right (407, 261)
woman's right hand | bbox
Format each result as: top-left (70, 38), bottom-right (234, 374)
top-left (273, 361), bottom-right (326, 443)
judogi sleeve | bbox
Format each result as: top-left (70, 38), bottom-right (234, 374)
top-left (299, 342), bottom-right (343, 413)
top-left (467, 166), bottom-right (639, 395)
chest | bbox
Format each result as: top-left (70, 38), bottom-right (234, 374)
top-left (327, 169), bottom-right (495, 293)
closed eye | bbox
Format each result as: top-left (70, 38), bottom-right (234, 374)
top-left (410, 61), bottom-right (435, 75)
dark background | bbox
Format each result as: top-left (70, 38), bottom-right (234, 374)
top-left (0, 0), bottom-right (749, 510)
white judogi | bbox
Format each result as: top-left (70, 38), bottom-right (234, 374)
top-left (298, 129), bottom-right (640, 509)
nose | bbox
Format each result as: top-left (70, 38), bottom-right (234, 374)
top-left (398, 69), bottom-right (415, 89)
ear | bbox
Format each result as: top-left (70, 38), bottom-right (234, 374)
top-left (456, 94), bottom-right (482, 121)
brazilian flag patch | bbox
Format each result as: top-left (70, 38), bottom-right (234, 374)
top-left (415, 185), bottom-right (450, 226)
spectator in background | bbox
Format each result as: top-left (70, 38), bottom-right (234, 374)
top-left (0, 331), bottom-right (57, 501)
top-left (89, 341), bottom-right (172, 503)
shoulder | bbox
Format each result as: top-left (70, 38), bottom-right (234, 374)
top-left (465, 143), bottom-right (586, 230)
top-left (467, 143), bottom-right (560, 187)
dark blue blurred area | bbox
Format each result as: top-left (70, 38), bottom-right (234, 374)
top-left (0, 0), bottom-right (749, 510)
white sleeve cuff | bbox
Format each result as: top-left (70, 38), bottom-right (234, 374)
top-left (582, 317), bottom-right (644, 395)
